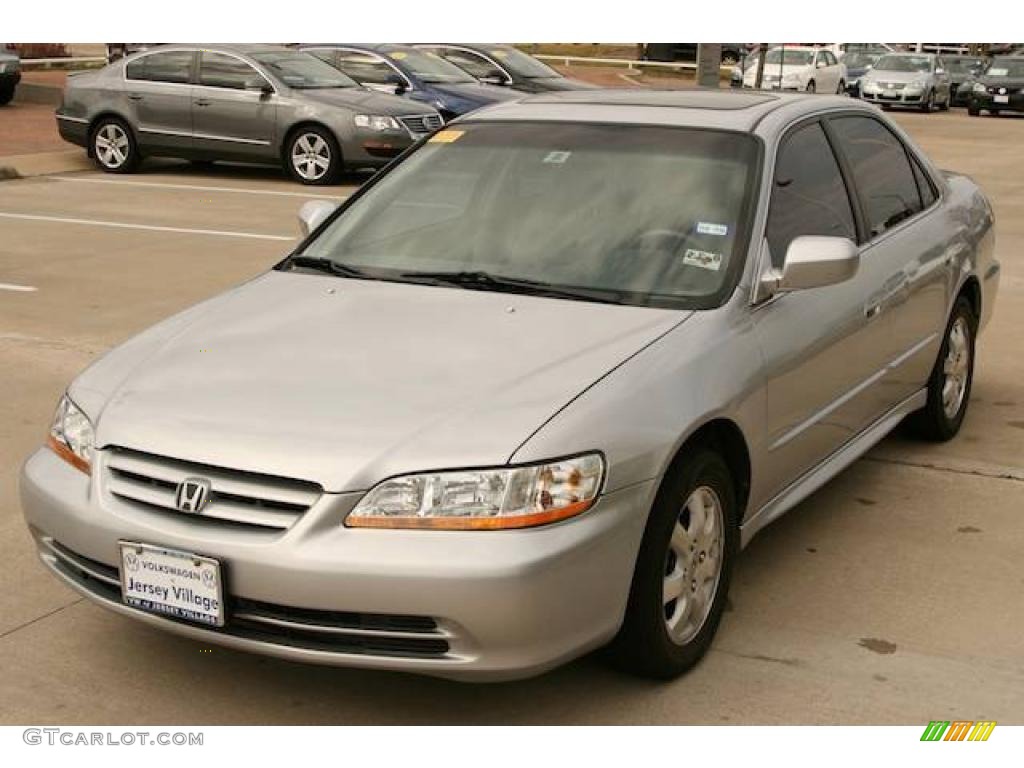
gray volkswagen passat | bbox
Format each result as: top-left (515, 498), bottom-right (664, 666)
top-left (24, 90), bottom-right (998, 681)
top-left (55, 44), bottom-right (444, 185)
top-left (859, 52), bottom-right (952, 112)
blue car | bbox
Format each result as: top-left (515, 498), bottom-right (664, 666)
top-left (301, 44), bottom-right (519, 121)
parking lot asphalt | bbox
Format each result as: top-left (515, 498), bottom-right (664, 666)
top-left (1, 109), bottom-right (1022, 725)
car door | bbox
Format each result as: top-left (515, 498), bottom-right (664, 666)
top-left (123, 49), bottom-right (196, 151)
top-left (191, 52), bottom-right (276, 158)
top-left (827, 114), bottom-right (953, 405)
top-left (752, 118), bottom-right (896, 498)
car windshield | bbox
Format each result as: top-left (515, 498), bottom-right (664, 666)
top-left (486, 47), bottom-right (561, 78)
top-left (252, 51), bottom-right (357, 89)
top-left (946, 57), bottom-right (984, 74)
top-left (985, 58), bottom-right (1024, 78)
top-left (384, 48), bottom-right (475, 83)
top-left (294, 122), bottom-right (758, 309)
top-left (875, 54), bottom-right (932, 73)
top-left (764, 49), bottom-right (814, 66)
top-left (844, 51), bottom-right (882, 69)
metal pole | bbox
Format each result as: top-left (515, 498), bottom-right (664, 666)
top-left (754, 43), bottom-right (768, 89)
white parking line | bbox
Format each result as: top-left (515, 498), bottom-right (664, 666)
top-left (0, 212), bottom-right (295, 241)
top-left (0, 283), bottom-right (38, 292)
top-left (48, 176), bottom-right (348, 200)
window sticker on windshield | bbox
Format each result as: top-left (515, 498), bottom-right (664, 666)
top-left (682, 249), bottom-right (723, 271)
top-left (988, 68), bottom-right (1008, 76)
top-left (696, 221), bottom-right (729, 236)
top-left (543, 151), bottom-right (571, 164)
top-left (429, 130), bottom-right (465, 144)
top-left (389, 52), bottom-right (408, 60)
top-left (491, 50), bottom-right (509, 58)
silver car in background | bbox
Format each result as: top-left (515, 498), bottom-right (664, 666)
top-left (23, 90), bottom-right (998, 681)
top-left (56, 44), bottom-right (443, 184)
top-left (859, 52), bottom-right (952, 112)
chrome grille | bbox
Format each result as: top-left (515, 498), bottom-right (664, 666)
top-left (399, 114), bottom-right (444, 135)
top-left (104, 447), bottom-right (321, 530)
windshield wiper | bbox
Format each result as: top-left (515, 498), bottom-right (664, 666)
top-left (398, 269), bottom-right (624, 304)
top-left (287, 255), bottom-right (374, 279)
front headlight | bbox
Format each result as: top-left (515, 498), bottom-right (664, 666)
top-left (48, 394), bottom-right (94, 473)
top-left (353, 114), bottom-right (400, 132)
top-left (973, 82), bottom-right (987, 93)
top-left (346, 453), bottom-right (605, 530)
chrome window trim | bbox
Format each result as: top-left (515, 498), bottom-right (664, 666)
top-left (328, 47), bottom-right (415, 92)
top-left (56, 115), bottom-right (89, 123)
top-left (122, 47), bottom-right (279, 96)
top-left (196, 49), bottom-right (278, 95)
top-left (137, 126), bottom-right (271, 146)
top-left (417, 45), bottom-right (512, 83)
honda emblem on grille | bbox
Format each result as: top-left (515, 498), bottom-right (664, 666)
top-left (175, 477), bottom-right (212, 513)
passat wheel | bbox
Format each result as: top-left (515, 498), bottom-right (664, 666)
top-left (286, 127), bottom-right (340, 186)
top-left (921, 90), bottom-right (935, 113)
top-left (91, 118), bottom-right (139, 173)
top-left (806, 80), bottom-right (816, 94)
top-left (907, 296), bottom-right (976, 441)
top-left (608, 448), bottom-right (737, 679)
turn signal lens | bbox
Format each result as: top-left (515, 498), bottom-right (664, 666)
top-left (347, 453), bottom-right (605, 530)
top-left (48, 394), bottom-right (94, 473)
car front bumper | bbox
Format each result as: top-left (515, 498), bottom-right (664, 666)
top-left (969, 92), bottom-right (1024, 113)
top-left (0, 70), bottom-right (20, 88)
top-left (860, 87), bottom-right (929, 106)
top-left (20, 447), bottom-right (653, 681)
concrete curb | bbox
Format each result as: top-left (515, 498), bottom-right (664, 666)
top-left (0, 149), bottom-right (93, 180)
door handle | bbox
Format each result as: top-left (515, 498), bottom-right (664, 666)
top-left (127, 93), bottom-right (143, 101)
top-left (194, 99), bottom-right (212, 107)
top-left (865, 303), bottom-right (882, 320)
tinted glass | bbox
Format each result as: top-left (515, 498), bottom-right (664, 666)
top-left (252, 51), bottom-right (356, 89)
top-left (986, 58), bottom-right (1024, 78)
top-left (126, 50), bottom-right (193, 84)
top-left (300, 123), bottom-right (758, 308)
top-left (765, 49), bottom-right (813, 66)
top-left (911, 157), bottom-right (937, 208)
top-left (844, 51), bottom-right (882, 68)
top-left (486, 47), bottom-right (560, 78)
top-left (382, 48), bottom-right (475, 83)
top-left (832, 116), bottom-right (923, 238)
top-left (766, 122), bottom-right (856, 265)
top-left (199, 52), bottom-right (265, 90)
top-left (435, 48), bottom-right (494, 78)
top-left (335, 51), bottom-right (399, 84)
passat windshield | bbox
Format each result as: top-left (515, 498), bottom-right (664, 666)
top-left (875, 55), bottom-right (932, 73)
top-left (487, 47), bottom-right (561, 78)
top-left (985, 58), bottom-right (1024, 78)
top-left (385, 49), bottom-right (476, 83)
top-left (294, 122), bottom-right (759, 309)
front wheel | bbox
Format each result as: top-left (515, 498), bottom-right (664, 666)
top-left (806, 80), bottom-right (816, 94)
top-left (907, 296), bottom-right (976, 441)
top-left (91, 117), bottom-right (140, 173)
top-left (0, 84), bottom-right (14, 106)
top-left (968, 104), bottom-right (981, 116)
top-left (921, 90), bottom-right (935, 113)
top-left (285, 127), bottom-right (341, 186)
top-left (608, 449), bottom-right (738, 679)
top-left (836, 79), bottom-right (846, 95)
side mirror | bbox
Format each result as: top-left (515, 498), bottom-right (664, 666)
top-left (777, 236), bottom-right (859, 292)
top-left (384, 72), bottom-right (407, 94)
top-left (297, 200), bottom-right (338, 237)
top-left (480, 70), bottom-right (510, 86)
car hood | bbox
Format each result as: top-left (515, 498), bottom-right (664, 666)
top-left (978, 77), bottom-right (1024, 89)
top-left (295, 86), bottom-right (435, 116)
top-left (74, 272), bottom-right (687, 492)
top-left (865, 70), bottom-right (931, 84)
top-left (429, 80), bottom-right (520, 106)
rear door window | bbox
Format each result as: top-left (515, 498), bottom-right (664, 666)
top-left (126, 51), bottom-right (194, 84)
top-left (830, 116), bottom-right (924, 238)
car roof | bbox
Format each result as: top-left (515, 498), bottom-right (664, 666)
top-left (460, 88), bottom-right (864, 133)
top-left (153, 43), bottom-right (293, 56)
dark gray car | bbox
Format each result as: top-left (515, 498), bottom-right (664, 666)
top-left (56, 44), bottom-right (444, 185)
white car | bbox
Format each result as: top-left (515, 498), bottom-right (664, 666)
top-left (743, 46), bottom-right (847, 94)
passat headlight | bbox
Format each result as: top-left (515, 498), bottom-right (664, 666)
top-left (48, 394), bottom-right (94, 473)
top-left (353, 114), bottom-right (400, 131)
top-left (347, 453), bottom-right (605, 530)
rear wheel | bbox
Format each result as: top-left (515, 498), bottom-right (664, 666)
top-left (907, 296), bottom-right (976, 441)
top-left (285, 126), bottom-right (341, 186)
top-left (608, 449), bottom-right (738, 679)
top-left (91, 117), bottom-right (140, 173)
top-left (0, 83), bottom-right (14, 106)
top-left (968, 104), bottom-right (981, 116)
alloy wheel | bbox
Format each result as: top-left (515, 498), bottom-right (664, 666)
top-left (94, 123), bottom-right (130, 169)
top-left (942, 316), bottom-right (970, 419)
top-left (290, 132), bottom-right (331, 182)
top-left (663, 485), bottom-right (724, 646)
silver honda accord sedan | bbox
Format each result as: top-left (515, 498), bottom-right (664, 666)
top-left (23, 90), bottom-right (998, 681)
top-left (55, 44), bottom-right (444, 184)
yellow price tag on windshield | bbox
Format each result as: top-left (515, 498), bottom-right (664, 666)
top-left (389, 52), bottom-right (407, 60)
top-left (430, 130), bottom-right (465, 144)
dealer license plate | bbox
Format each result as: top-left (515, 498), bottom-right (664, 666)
top-left (119, 542), bottom-right (224, 626)
top-left (994, 95), bottom-right (1009, 104)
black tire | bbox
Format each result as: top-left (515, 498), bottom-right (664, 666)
top-left (806, 80), bottom-right (816, 94)
top-left (968, 105), bottom-right (980, 116)
top-left (906, 296), bottom-right (976, 442)
top-left (608, 448), bottom-right (738, 679)
top-left (920, 90), bottom-right (935, 113)
top-left (0, 84), bottom-right (14, 106)
top-left (837, 79), bottom-right (846, 95)
top-left (189, 159), bottom-right (215, 168)
top-left (284, 126), bottom-right (341, 186)
top-left (90, 117), bottom-right (140, 174)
